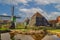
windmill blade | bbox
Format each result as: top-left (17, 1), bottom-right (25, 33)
top-left (0, 15), bottom-right (11, 18)
top-left (11, 6), bottom-right (21, 18)
top-left (15, 16), bottom-right (21, 18)
top-left (0, 15), bottom-right (21, 18)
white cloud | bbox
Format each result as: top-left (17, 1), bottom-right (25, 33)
top-left (0, 0), bottom-right (32, 5)
top-left (48, 12), bottom-right (60, 20)
top-left (19, 7), bottom-right (50, 21)
top-left (0, 0), bottom-right (60, 6)
top-left (19, 8), bottom-right (60, 20)
top-left (19, 8), bottom-right (45, 17)
top-left (19, 8), bottom-right (43, 13)
top-left (0, 0), bottom-right (60, 5)
top-left (55, 4), bottom-right (60, 10)
top-left (34, 0), bottom-right (60, 5)
top-left (2, 13), bottom-right (8, 16)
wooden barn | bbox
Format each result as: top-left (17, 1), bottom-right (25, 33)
top-left (29, 12), bottom-right (50, 27)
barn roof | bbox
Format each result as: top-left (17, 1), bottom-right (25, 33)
top-left (32, 12), bottom-right (43, 18)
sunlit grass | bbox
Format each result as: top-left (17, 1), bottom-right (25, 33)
top-left (1, 23), bottom-right (60, 33)
top-left (48, 29), bottom-right (60, 33)
top-left (0, 28), bottom-right (9, 30)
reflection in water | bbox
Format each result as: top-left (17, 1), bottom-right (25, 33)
top-left (1, 33), bottom-right (34, 40)
top-left (1, 33), bottom-right (11, 40)
top-left (14, 34), bottom-right (34, 40)
top-left (1, 33), bottom-right (60, 40)
top-left (42, 35), bottom-right (60, 40)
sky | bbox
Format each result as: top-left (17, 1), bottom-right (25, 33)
top-left (0, 0), bottom-right (60, 22)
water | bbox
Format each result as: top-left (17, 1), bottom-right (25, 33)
top-left (1, 33), bottom-right (11, 40)
top-left (14, 34), bottom-right (34, 40)
top-left (1, 33), bottom-right (60, 40)
top-left (42, 35), bottom-right (60, 40)
top-left (1, 33), bottom-right (34, 40)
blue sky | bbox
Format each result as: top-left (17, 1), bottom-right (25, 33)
top-left (0, 0), bottom-right (60, 22)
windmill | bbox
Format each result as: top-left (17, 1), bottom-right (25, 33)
top-left (0, 6), bottom-right (21, 29)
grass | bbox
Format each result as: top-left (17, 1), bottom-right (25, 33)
top-left (0, 28), bottom-right (9, 30)
top-left (48, 29), bottom-right (60, 33)
top-left (1, 23), bottom-right (60, 33)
